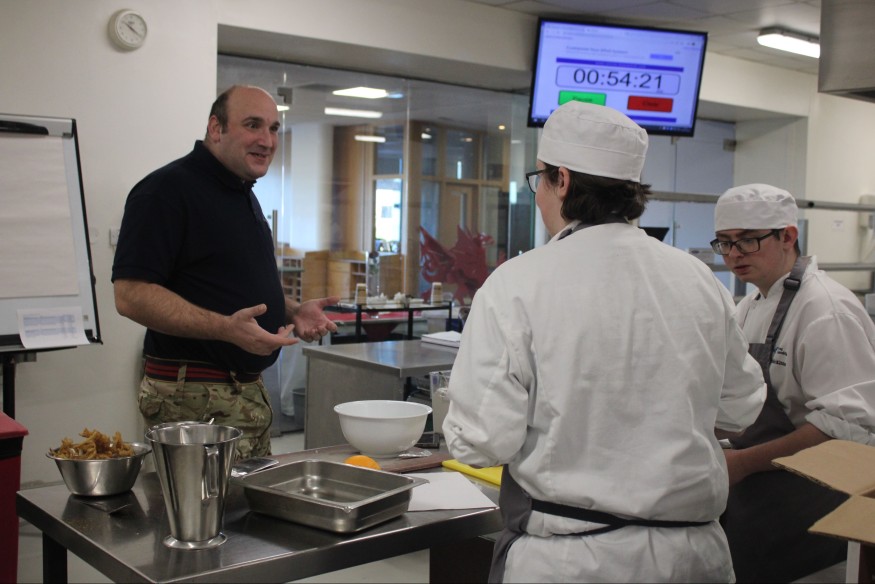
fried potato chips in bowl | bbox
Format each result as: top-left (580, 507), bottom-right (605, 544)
top-left (47, 428), bottom-right (151, 496)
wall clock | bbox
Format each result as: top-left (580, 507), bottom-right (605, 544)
top-left (108, 9), bottom-right (147, 51)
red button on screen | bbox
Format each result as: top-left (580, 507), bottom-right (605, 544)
top-left (628, 96), bottom-right (673, 112)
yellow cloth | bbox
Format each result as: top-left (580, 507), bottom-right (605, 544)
top-left (441, 459), bottom-right (502, 486)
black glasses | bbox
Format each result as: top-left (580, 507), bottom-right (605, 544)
top-left (710, 230), bottom-right (781, 255)
top-left (525, 169), bottom-right (546, 195)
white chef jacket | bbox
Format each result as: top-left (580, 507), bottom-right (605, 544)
top-left (736, 256), bottom-right (875, 444)
top-left (443, 222), bottom-right (765, 583)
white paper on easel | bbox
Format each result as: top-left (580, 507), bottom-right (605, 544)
top-left (17, 306), bottom-right (89, 349)
top-left (0, 134), bottom-right (79, 299)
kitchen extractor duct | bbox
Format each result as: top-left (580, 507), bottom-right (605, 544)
top-left (819, 0), bottom-right (875, 103)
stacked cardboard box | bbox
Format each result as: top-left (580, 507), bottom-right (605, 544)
top-left (774, 440), bottom-right (875, 582)
top-left (302, 250), bottom-right (405, 300)
top-left (302, 250), bottom-right (329, 300)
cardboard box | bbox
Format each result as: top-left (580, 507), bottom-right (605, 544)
top-left (773, 440), bottom-right (875, 545)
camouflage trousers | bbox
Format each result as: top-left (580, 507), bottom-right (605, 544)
top-left (138, 371), bottom-right (273, 460)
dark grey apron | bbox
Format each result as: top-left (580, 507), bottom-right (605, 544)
top-left (489, 217), bottom-right (709, 583)
top-left (729, 256), bottom-right (809, 449)
top-left (488, 466), bottom-right (711, 582)
top-left (721, 256), bottom-right (848, 583)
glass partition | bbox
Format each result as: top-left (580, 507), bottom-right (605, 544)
top-left (218, 54), bottom-right (535, 305)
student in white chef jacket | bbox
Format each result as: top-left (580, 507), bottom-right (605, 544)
top-left (713, 184), bottom-right (875, 583)
top-left (442, 101), bottom-right (767, 584)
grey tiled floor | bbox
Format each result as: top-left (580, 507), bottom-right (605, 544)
top-left (16, 431), bottom-right (428, 583)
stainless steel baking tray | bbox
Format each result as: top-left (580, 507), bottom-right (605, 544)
top-left (233, 459), bottom-right (428, 533)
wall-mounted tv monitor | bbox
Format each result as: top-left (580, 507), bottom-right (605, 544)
top-left (528, 18), bottom-right (708, 136)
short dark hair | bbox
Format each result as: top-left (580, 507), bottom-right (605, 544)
top-left (209, 86), bottom-right (237, 131)
top-left (542, 163), bottom-right (652, 223)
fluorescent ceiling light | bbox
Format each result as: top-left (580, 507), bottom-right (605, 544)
top-left (276, 104), bottom-right (289, 112)
top-left (324, 107), bottom-right (383, 119)
top-left (757, 28), bottom-right (820, 58)
top-left (354, 135), bottom-right (386, 143)
top-left (332, 86), bottom-right (389, 99)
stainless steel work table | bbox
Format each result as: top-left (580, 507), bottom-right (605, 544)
top-left (16, 453), bottom-right (500, 583)
top-left (326, 301), bottom-right (452, 342)
top-left (303, 340), bottom-right (458, 449)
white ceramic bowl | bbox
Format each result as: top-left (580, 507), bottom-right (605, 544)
top-left (334, 400), bottom-right (432, 458)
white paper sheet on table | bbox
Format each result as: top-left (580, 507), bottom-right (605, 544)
top-left (406, 471), bottom-right (497, 511)
top-left (420, 330), bottom-right (462, 348)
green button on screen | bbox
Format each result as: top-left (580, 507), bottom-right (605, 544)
top-left (558, 91), bottom-right (607, 106)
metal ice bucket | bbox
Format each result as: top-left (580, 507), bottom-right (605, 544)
top-left (430, 370), bottom-right (451, 435)
top-left (145, 422), bottom-right (242, 549)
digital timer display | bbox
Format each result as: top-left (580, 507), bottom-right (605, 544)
top-left (555, 66), bottom-right (681, 94)
top-left (528, 19), bottom-right (708, 136)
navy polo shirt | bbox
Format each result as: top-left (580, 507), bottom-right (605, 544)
top-left (112, 141), bottom-right (285, 373)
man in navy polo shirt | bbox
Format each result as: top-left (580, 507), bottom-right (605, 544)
top-left (112, 85), bottom-right (338, 458)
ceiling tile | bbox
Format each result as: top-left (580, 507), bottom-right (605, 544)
top-left (497, 0), bottom-right (575, 16)
top-left (537, 0), bottom-right (660, 12)
top-left (667, 0), bottom-right (799, 17)
top-left (601, 2), bottom-right (711, 22)
top-left (721, 3), bottom-right (821, 34)
top-left (463, 0), bottom-right (823, 75)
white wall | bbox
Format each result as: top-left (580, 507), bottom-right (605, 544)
top-left (3, 0), bottom-right (875, 487)
top-left (805, 92), bottom-right (875, 290)
top-left (216, 0), bottom-right (534, 76)
top-left (0, 0), bottom-right (217, 486)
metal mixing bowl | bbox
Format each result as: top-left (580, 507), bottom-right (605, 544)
top-left (47, 442), bottom-right (151, 496)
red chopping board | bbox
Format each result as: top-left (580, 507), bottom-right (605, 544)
top-left (272, 443), bottom-right (451, 473)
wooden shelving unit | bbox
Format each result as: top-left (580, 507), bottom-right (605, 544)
top-left (328, 255), bottom-right (367, 299)
top-left (278, 256), bottom-right (303, 303)
top-left (301, 250), bottom-right (405, 300)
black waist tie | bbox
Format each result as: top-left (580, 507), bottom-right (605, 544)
top-left (488, 465), bottom-right (712, 583)
top-left (531, 499), bottom-right (711, 536)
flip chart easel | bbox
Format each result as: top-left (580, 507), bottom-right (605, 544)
top-left (0, 114), bottom-right (101, 417)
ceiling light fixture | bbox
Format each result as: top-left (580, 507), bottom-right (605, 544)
top-left (324, 107), bottom-right (383, 119)
top-left (332, 86), bottom-right (389, 99)
top-left (354, 135), bottom-right (387, 143)
top-left (757, 27), bottom-right (820, 58)
top-left (276, 104), bottom-right (289, 112)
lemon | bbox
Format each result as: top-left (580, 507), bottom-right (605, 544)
top-left (344, 454), bottom-right (381, 470)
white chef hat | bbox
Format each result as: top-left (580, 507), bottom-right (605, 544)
top-left (714, 183), bottom-right (798, 232)
top-left (537, 101), bottom-right (648, 182)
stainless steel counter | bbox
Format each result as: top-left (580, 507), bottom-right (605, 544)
top-left (16, 462), bottom-right (500, 583)
top-left (303, 340), bottom-right (457, 377)
top-left (302, 341), bottom-right (457, 448)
